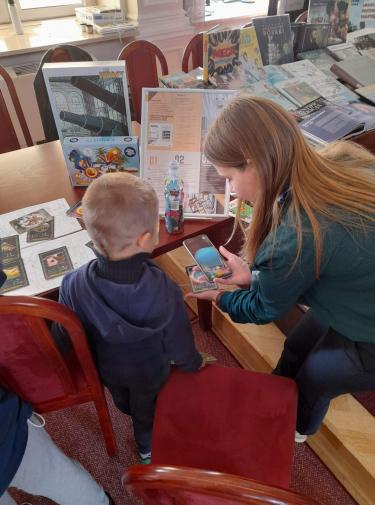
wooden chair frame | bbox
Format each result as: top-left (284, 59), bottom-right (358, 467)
top-left (0, 295), bottom-right (116, 456)
top-left (123, 465), bottom-right (321, 505)
top-left (118, 40), bottom-right (168, 123)
top-left (0, 65), bottom-right (33, 152)
top-left (181, 32), bottom-right (203, 73)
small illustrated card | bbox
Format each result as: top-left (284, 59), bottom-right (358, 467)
top-left (26, 218), bottom-right (55, 243)
top-left (85, 240), bottom-right (95, 252)
top-left (0, 259), bottom-right (29, 294)
top-left (0, 235), bottom-right (21, 264)
top-left (185, 265), bottom-right (218, 293)
top-left (39, 246), bottom-right (74, 280)
top-left (9, 209), bottom-right (53, 235)
top-left (66, 201), bottom-right (83, 219)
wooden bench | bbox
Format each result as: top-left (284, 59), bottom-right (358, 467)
top-left (155, 246), bottom-right (375, 505)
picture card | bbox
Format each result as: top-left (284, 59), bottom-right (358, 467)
top-left (0, 235), bottom-right (21, 264)
top-left (39, 246), bottom-right (74, 280)
top-left (185, 265), bottom-right (218, 293)
top-left (85, 240), bottom-right (96, 252)
top-left (0, 259), bottom-right (29, 294)
top-left (66, 201), bottom-right (83, 219)
top-left (26, 218), bottom-right (55, 243)
top-left (9, 209), bottom-right (53, 235)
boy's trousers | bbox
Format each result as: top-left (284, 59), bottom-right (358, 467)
top-left (0, 415), bottom-right (108, 505)
top-left (107, 369), bottom-right (169, 454)
top-left (273, 310), bottom-right (375, 435)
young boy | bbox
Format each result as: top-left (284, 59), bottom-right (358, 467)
top-left (55, 173), bottom-right (202, 463)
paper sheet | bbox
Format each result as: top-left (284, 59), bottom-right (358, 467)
top-left (4, 230), bottom-right (95, 296)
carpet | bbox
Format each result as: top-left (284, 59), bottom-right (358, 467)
top-left (10, 315), bottom-right (360, 505)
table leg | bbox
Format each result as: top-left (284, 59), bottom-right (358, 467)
top-left (197, 299), bottom-right (212, 331)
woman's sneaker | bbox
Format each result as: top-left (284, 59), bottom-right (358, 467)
top-left (139, 451), bottom-right (151, 464)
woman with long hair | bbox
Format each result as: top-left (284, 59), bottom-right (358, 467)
top-left (190, 95), bottom-right (375, 440)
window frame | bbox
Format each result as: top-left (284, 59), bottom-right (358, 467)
top-left (0, 0), bottom-right (82, 24)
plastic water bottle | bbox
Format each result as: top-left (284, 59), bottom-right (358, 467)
top-left (164, 160), bottom-right (184, 234)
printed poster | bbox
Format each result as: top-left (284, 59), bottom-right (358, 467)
top-left (141, 89), bottom-right (235, 217)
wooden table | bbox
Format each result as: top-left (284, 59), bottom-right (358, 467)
top-left (0, 140), bottom-right (235, 328)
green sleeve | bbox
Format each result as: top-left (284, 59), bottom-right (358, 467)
top-left (218, 221), bottom-right (317, 324)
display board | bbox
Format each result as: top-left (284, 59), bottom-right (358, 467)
top-left (140, 88), bottom-right (235, 218)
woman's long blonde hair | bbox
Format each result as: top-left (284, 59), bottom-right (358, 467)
top-left (204, 95), bottom-right (375, 275)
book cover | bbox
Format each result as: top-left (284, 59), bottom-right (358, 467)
top-left (349, 0), bottom-right (365, 31)
top-left (326, 42), bottom-right (360, 60)
top-left (297, 49), bottom-right (338, 77)
top-left (299, 104), bottom-right (365, 143)
top-left (298, 23), bottom-right (330, 52)
top-left (292, 96), bottom-right (330, 122)
top-left (308, 0), bottom-right (350, 43)
top-left (42, 61), bottom-right (132, 141)
top-left (355, 82), bottom-right (375, 103)
top-left (330, 55), bottom-right (375, 86)
top-left (360, 0), bottom-right (375, 28)
top-left (276, 78), bottom-right (321, 106)
top-left (308, 1), bottom-right (331, 24)
top-left (159, 68), bottom-right (209, 89)
top-left (253, 15), bottom-right (294, 66)
top-left (203, 26), bottom-right (262, 82)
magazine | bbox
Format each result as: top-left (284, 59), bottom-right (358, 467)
top-left (202, 26), bottom-right (263, 83)
top-left (299, 103), bottom-right (365, 144)
top-left (330, 55), bottom-right (375, 87)
top-left (253, 15), bottom-right (294, 66)
top-left (282, 59), bottom-right (359, 104)
top-left (140, 88), bottom-right (234, 217)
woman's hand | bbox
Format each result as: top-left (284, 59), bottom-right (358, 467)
top-left (216, 246), bottom-right (252, 288)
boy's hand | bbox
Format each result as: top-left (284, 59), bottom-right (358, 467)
top-left (216, 246), bottom-right (252, 289)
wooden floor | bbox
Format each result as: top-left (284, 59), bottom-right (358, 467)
top-left (155, 247), bottom-right (375, 505)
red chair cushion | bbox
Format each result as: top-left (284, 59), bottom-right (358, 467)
top-left (0, 314), bottom-right (86, 404)
top-left (152, 365), bottom-right (297, 489)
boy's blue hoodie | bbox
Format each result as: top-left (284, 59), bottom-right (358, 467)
top-left (55, 253), bottom-right (201, 386)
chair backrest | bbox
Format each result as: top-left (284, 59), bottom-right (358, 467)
top-left (123, 465), bottom-right (321, 505)
top-left (0, 295), bottom-right (100, 405)
top-left (118, 40), bottom-right (168, 123)
top-left (151, 366), bottom-right (297, 489)
top-left (182, 33), bottom-right (203, 72)
top-left (0, 65), bottom-right (33, 154)
top-left (33, 44), bottom-right (93, 142)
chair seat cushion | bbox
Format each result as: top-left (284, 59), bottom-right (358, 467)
top-left (152, 365), bottom-right (297, 488)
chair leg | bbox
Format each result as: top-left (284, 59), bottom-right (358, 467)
top-left (93, 390), bottom-right (117, 457)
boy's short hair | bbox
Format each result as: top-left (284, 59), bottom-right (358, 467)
top-left (82, 173), bottom-right (159, 257)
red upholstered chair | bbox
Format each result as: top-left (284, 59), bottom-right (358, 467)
top-left (118, 40), bottom-right (168, 123)
top-left (151, 366), bottom-right (297, 489)
top-left (0, 65), bottom-right (33, 154)
top-left (123, 465), bottom-right (321, 505)
top-left (182, 32), bottom-right (203, 72)
top-left (0, 295), bottom-right (116, 456)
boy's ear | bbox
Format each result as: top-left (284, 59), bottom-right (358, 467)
top-left (137, 231), bottom-right (152, 249)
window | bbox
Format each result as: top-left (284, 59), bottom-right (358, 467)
top-left (0, 0), bottom-right (82, 23)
